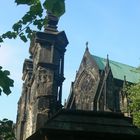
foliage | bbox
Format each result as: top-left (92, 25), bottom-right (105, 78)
top-left (0, 119), bottom-right (16, 140)
top-left (0, 66), bottom-right (14, 96)
top-left (124, 82), bottom-right (140, 127)
top-left (0, 0), bottom-right (65, 43)
top-left (0, 0), bottom-right (65, 96)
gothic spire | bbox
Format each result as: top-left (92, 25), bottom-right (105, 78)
top-left (123, 75), bottom-right (127, 88)
top-left (105, 54), bottom-right (110, 70)
top-left (85, 41), bottom-right (89, 51)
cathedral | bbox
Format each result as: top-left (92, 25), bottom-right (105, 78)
top-left (66, 46), bottom-right (140, 114)
top-left (16, 13), bottom-right (140, 140)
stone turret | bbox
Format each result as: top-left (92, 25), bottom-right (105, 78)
top-left (16, 13), bottom-right (68, 140)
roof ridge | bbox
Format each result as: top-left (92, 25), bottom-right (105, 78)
top-left (92, 54), bottom-right (140, 83)
top-left (92, 55), bottom-right (139, 70)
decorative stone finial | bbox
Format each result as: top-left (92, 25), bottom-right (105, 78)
top-left (123, 75), bottom-right (127, 88)
top-left (44, 12), bottom-right (59, 32)
top-left (107, 54), bottom-right (109, 62)
top-left (107, 54), bottom-right (109, 60)
top-left (124, 75), bottom-right (126, 82)
top-left (106, 54), bottom-right (110, 68)
top-left (86, 41), bottom-right (89, 51)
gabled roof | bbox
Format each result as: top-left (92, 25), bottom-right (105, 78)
top-left (92, 55), bottom-right (140, 83)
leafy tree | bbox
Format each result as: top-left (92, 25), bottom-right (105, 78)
top-left (0, 119), bottom-right (16, 140)
top-left (0, 0), bottom-right (65, 43)
top-left (124, 82), bottom-right (140, 127)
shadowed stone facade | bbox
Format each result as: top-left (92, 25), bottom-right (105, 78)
top-left (16, 13), bottom-right (140, 140)
top-left (66, 47), bottom-right (140, 115)
top-left (16, 13), bottom-right (68, 140)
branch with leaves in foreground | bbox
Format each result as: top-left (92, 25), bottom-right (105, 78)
top-left (0, 0), bottom-right (65, 96)
top-left (0, 66), bottom-right (14, 96)
top-left (0, 0), bottom-right (65, 43)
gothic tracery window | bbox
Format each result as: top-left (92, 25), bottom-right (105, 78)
top-left (75, 71), bottom-right (96, 110)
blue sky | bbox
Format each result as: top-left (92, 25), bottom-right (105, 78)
top-left (0, 0), bottom-right (140, 122)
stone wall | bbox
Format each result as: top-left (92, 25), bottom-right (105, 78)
top-left (16, 15), bottom-right (68, 139)
top-left (66, 48), bottom-right (129, 114)
top-left (69, 48), bottom-right (100, 110)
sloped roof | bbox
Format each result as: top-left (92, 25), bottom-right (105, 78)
top-left (92, 55), bottom-right (140, 83)
top-left (27, 109), bottom-right (140, 140)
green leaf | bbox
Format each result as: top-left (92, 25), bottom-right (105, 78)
top-left (52, 0), bottom-right (65, 17)
top-left (4, 70), bottom-right (10, 76)
top-left (43, 0), bottom-right (55, 11)
top-left (0, 67), bottom-right (14, 95)
top-left (25, 27), bottom-right (31, 33)
top-left (0, 88), bottom-right (1, 95)
top-left (30, 2), bottom-right (43, 17)
top-left (15, 0), bottom-right (37, 5)
top-left (11, 32), bottom-right (17, 39)
top-left (43, 0), bottom-right (65, 17)
top-left (0, 36), bottom-right (3, 42)
top-left (33, 19), bottom-right (44, 30)
top-left (22, 13), bottom-right (33, 24)
top-left (12, 21), bottom-right (22, 32)
top-left (19, 33), bottom-right (28, 42)
top-left (1, 31), bottom-right (17, 40)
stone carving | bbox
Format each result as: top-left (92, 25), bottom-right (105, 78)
top-left (74, 70), bottom-right (96, 110)
top-left (80, 74), bottom-right (95, 93)
top-left (36, 67), bottom-right (53, 97)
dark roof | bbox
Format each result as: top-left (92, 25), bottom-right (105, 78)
top-left (92, 55), bottom-right (140, 83)
top-left (27, 109), bottom-right (140, 140)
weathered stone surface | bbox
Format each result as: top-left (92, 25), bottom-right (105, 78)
top-left (16, 13), bottom-right (68, 140)
top-left (16, 12), bottom-right (140, 140)
top-left (70, 50), bottom-right (100, 111)
top-left (66, 48), bottom-right (132, 114)
top-left (35, 67), bottom-right (53, 97)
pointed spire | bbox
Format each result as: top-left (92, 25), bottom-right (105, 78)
top-left (85, 41), bottom-right (89, 51)
top-left (123, 75), bottom-right (126, 87)
top-left (106, 54), bottom-right (110, 68)
top-left (104, 54), bottom-right (110, 73)
top-left (107, 54), bottom-right (109, 62)
top-left (124, 75), bottom-right (126, 81)
top-left (86, 41), bottom-right (88, 47)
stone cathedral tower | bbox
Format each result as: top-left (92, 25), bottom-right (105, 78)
top-left (16, 13), bottom-right (68, 140)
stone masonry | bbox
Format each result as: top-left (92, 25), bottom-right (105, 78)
top-left (16, 13), bottom-right (68, 140)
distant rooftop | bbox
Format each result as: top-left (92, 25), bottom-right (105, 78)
top-left (92, 55), bottom-right (140, 83)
